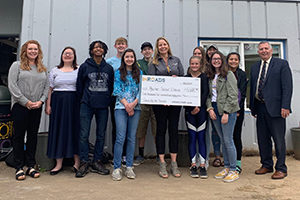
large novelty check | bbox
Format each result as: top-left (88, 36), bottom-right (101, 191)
top-left (139, 75), bottom-right (201, 106)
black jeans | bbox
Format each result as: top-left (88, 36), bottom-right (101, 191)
top-left (153, 105), bottom-right (181, 154)
top-left (233, 109), bottom-right (244, 161)
top-left (12, 103), bottom-right (42, 169)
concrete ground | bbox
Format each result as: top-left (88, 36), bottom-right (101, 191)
top-left (0, 156), bottom-right (299, 200)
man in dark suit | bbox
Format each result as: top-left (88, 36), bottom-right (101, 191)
top-left (250, 41), bottom-right (293, 179)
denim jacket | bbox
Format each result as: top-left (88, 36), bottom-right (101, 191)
top-left (206, 71), bottom-right (239, 115)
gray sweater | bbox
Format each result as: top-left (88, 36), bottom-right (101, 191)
top-left (8, 61), bottom-right (48, 108)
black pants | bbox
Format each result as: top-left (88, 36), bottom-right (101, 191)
top-left (12, 103), bottom-right (42, 169)
top-left (110, 96), bottom-right (126, 156)
top-left (233, 109), bottom-right (244, 160)
top-left (153, 105), bottom-right (181, 154)
top-left (256, 100), bottom-right (287, 173)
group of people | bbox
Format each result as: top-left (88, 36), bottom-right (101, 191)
top-left (7, 37), bottom-right (292, 182)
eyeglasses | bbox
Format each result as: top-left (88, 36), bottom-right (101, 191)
top-left (212, 58), bottom-right (221, 61)
top-left (63, 52), bottom-right (74, 56)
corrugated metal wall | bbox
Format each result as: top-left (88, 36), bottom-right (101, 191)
top-left (19, 0), bottom-right (300, 153)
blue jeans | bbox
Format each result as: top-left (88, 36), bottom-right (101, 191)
top-left (113, 109), bottom-right (141, 169)
top-left (211, 121), bottom-right (221, 156)
top-left (79, 103), bottom-right (108, 162)
top-left (211, 103), bottom-right (237, 171)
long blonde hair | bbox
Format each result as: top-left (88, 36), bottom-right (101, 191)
top-left (20, 40), bottom-right (47, 72)
top-left (152, 37), bottom-right (172, 65)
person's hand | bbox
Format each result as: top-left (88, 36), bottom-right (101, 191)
top-left (191, 107), bottom-right (200, 115)
top-left (45, 105), bottom-right (51, 115)
top-left (281, 108), bottom-right (290, 118)
top-left (25, 101), bottom-right (34, 110)
top-left (128, 102), bottom-right (136, 110)
top-left (221, 113), bottom-right (228, 124)
top-left (237, 112), bottom-right (240, 117)
top-left (31, 101), bottom-right (43, 109)
top-left (128, 110), bottom-right (134, 116)
top-left (125, 104), bottom-right (133, 114)
top-left (209, 110), bottom-right (216, 120)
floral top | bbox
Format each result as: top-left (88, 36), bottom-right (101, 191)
top-left (113, 69), bottom-right (142, 110)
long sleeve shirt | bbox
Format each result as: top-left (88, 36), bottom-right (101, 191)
top-left (113, 69), bottom-right (142, 110)
top-left (8, 61), bottom-right (48, 107)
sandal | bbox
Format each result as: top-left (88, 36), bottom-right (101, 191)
top-left (212, 158), bottom-right (221, 167)
top-left (159, 161), bottom-right (168, 178)
top-left (170, 161), bottom-right (181, 177)
top-left (16, 168), bottom-right (26, 181)
top-left (26, 167), bottom-right (40, 178)
top-left (72, 166), bottom-right (78, 173)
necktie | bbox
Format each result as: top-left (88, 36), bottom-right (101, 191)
top-left (258, 61), bottom-right (267, 100)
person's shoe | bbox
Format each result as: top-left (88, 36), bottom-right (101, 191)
top-left (255, 167), bottom-right (273, 175)
top-left (170, 161), bottom-right (181, 178)
top-left (125, 167), bottom-right (136, 179)
top-left (199, 167), bottom-right (208, 179)
top-left (50, 167), bottom-right (63, 175)
top-left (190, 166), bottom-right (199, 178)
top-left (215, 168), bottom-right (229, 179)
top-left (90, 160), bottom-right (110, 175)
top-left (236, 166), bottom-right (242, 174)
top-left (110, 161), bottom-right (114, 168)
top-left (223, 170), bottom-right (239, 182)
top-left (159, 161), bottom-right (168, 178)
top-left (112, 168), bottom-right (123, 181)
top-left (271, 171), bottom-right (287, 179)
top-left (133, 155), bottom-right (145, 166)
top-left (75, 161), bottom-right (89, 178)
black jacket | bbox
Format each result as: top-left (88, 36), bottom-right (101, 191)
top-left (233, 68), bottom-right (248, 113)
top-left (184, 73), bottom-right (209, 113)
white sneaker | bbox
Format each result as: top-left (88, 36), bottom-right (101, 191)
top-left (112, 168), bottom-right (123, 181)
top-left (125, 167), bottom-right (136, 179)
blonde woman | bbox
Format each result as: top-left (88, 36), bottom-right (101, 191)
top-left (148, 37), bottom-right (184, 178)
top-left (8, 40), bottom-right (48, 180)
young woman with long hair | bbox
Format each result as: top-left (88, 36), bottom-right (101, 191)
top-left (46, 47), bottom-right (80, 175)
top-left (112, 48), bottom-right (142, 181)
top-left (206, 51), bottom-right (240, 182)
top-left (148, 37), bottom-right (184, 178)
top-left (227, 52), bottom-right (248, 174)
top-left (185, 56), bottom-right (209, 178)
top-left (8, 40), bottom-right (48, 180)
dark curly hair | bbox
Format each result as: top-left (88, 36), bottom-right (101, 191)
top-left (89, 40), bottom-right (108, 58)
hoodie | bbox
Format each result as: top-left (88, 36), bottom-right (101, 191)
top-left (76, 58), bottom-right (114, 108)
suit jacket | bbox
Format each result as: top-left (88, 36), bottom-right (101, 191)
top-left (250, 57), bottom-right (293, 117)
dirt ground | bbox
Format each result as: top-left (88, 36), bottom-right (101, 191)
top-left (0, 156), bottom-right (299, 200)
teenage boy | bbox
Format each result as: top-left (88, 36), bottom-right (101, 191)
top-left (107, 37), bottom-right (128, 165)
top-left (133, 42), bottom-right (156, 166)
top-left (75, 40), bottom-right (114, 178)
